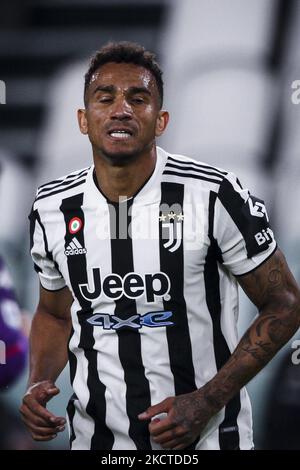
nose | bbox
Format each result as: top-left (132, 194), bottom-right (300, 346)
top-left (111, 97), bottom-right (132, 120)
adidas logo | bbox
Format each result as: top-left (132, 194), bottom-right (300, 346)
top-left (64, 237), bottom-right (87, 256)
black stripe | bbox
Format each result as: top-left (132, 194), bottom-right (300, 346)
top-left (34, 209), bottom-right (63, 277)
top-left (29, 208), bottom-right (42, 273)
top-left (159, 182), bottom-right (198, 450)
top-left (67, 326), bottom-right (78, 446)
top-left (218, 178), bottom-right (273, 258)
top-left (29, 207), bottom-right (63, 278)
top-left (167, 156), bottom-right (228, 175)
top-left (66, 393), bottom-right (77, 446)
top-left (204, 191), bottom-right (241, 450)
top-left (38, 167), bottom-right (89, 191)
top-left (35, 179), bottom-right (86, 201)
top-left (165, 162), bottom-right (224, 180)
top-left (37, 170), bottom-right (89, 196)
top-left (109, 200), bottom-right (152, 450)
top-left (163, 170), bottom-right (222, 185)
top-left (60, 193), bottom-right (114, 450)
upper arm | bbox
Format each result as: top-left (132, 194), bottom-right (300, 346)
top-left (37, 285), bottom-right (73, 320)
top-left (215, 173), bottom-right (276, 276)
top-left (236, 248), bottom-right (300, 311)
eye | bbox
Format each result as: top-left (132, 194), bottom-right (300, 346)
top-left (98, 96), bottom-right (113, 103)
top-left (132, 97), bottom-right (145, 104)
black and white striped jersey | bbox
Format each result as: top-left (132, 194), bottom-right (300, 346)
top-left (29, 146), bottom-right (276, 450)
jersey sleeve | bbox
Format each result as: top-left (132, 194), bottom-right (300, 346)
top-left (29, 207), bottom-right (66, 291)
top-left (214, 172), bottom-right (277, 276)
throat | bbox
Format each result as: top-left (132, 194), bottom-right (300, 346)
top-left (93, 154), bottom-right (156, 202)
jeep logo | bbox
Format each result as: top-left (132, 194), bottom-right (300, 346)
top-left (79, 268), bottom-right (171, 303)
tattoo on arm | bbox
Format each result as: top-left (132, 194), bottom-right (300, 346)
top-left (237, 249), bottom-right (300, 367)
top-left (201, 249), bottom-right (300, 410)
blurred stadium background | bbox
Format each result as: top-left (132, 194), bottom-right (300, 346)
top-left (0, 0), bottom-right (300, 450)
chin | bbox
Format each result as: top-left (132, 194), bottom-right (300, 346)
top-left (101, 145), bottom-right (144, 165)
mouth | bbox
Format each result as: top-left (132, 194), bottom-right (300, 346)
top-left (107, 128), bottom-right (134, 140)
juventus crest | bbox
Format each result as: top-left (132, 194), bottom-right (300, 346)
top-left (159, 208), bottom-right (184, 253)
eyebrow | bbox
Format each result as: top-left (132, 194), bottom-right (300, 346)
top-left (93, 85), bottom-right (151, 96)
top-left (93, 85), bottom-right (114, 94)
top-left (128, 86), bottom-right (151, 97)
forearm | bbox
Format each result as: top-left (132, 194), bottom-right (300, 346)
top-left (28, 308), bottom-right (72, 386)
top-left (201, 299), bottom-right (300, 413)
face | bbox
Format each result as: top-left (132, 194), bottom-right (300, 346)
top-left (78, 62), bottom-right (169, 164)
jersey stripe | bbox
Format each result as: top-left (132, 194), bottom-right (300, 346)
top-left (60, 193), bottom-right (114, 450)
top-left (29, 208), bottom-right (42, 274)
top-left (33, 209), bottom-right (63, 278)
top-left (35, 179), bottom-right (87, 202)
top-left (163, 170), bottom-right (223, 185)
top-left (167, 156), bottom-right (228, 175)
top-left (37, 170), bottom-right (89, 197)
top-left (165, 162), bottom-right (224, 180)
top-left (68, 327), bottom-right (78, 445)
top-left (204, 191), bottom-right (241, 450)
top-left (108, 201), bottom-right (152, 449)
top-left (38, 167), bottom-right (90, 191)
top-left (66, 393), bottom-right (77, 444)
top-left (159, 181), bottom-right (199, 449)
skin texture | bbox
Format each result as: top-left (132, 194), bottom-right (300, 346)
top-left (138, 248), bottom-right (300, 449)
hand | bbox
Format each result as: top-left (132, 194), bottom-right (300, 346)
top-left (138, 390), bottom-right (216, 450)
top-left (20, 380), bottom-right (66, 441)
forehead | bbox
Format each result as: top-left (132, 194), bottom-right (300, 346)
top-left (88, 62), bottom-right (157, 93)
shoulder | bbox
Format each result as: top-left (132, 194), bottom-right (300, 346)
top-left (32, 166), bottom-right (91, 211)
top-left (160, 148), bottom-right (229, 190)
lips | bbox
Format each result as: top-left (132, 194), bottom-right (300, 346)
top-left (107, 128), bottom-right (134, 140)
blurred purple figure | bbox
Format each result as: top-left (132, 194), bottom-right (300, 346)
top-left (0, 255), bottom-right (28, 388)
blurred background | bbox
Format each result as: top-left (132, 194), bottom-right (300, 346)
top-left (0, 0), bottom-right (300, 450)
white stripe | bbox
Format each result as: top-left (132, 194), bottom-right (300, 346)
top-left (162, 172), bottom-right (222, 190)
top-left (37, 167), bottom-right (90, 194)
top-left (72, 237), bottom-right (82, 249)
top-left (85, 203), bottom-right (136, 450)
top-left (166, 162), bottom-right (225, 179)
top-left (167, 155), bottom-right (227, 175)
top-left (182, 187), bottom-right (223, 448)
top-left (218, 264), bottom-right (253, 449)
top-left (164, 167), bottom-right (223, 182)
top-left (36, 176), bottom-right (87, 198)
top-left (131, 198), bottom-right (175, 451)
top-left (69, 319), bottom-right (95, 449)
top-left (69, 241), bottom-right (77, 250)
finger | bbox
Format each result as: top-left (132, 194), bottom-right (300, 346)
top-left (152, 427), bottom-right (186, 444)
top-left (138, 399), bottom-right (172, 420)
top-left (20, 403), bottom-right (58, 428)
top-left (159, 437), bottom-right (187, 449)
top-left (22, 398), bottom-right (65, 425)
top-left (149, 417), bottom-right (174, 435)
top-left (31, 433), bottom-right (58, 442)
top-left (22, 418), bottom-right (65, 437)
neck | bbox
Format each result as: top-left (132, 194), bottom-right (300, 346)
top-left (93, 145), bottom-right (157, 202)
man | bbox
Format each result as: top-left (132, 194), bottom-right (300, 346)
top-left (20, 41), bottom-right (300, 450)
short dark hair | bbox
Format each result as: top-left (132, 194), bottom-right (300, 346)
top-left (84, 41), bottom-right (164, 108)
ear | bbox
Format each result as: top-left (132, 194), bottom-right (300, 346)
top-left (78, 109), bottom-right (88, 135)
top-left (155, 110), bottom-right (169, 137)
